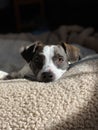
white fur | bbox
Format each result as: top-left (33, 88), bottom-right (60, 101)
top-left (0, 70), bottom-right (8, 79)
top-left (37, 45), bottom-right (66, 81)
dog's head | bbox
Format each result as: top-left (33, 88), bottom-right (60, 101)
top-left (21, 41), bottom-right (80, 82)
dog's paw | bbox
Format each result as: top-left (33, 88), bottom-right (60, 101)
top-left (4, 72), bottom-right (21, 80)
top-left (0, 71), bottom-right (9, 80)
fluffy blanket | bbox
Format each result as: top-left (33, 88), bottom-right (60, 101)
top-left (0, 58), bottom-right (98, 130)
top-left (0, 25), bottom-right (98, 130)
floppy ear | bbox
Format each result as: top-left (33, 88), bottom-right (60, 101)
top-left (60, 42), bottom-right (80, 64)
top-left (20, 41), bottom-right (43, 62)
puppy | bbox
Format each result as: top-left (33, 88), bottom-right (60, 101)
top-left (1, 41), bottom-right (80, 82)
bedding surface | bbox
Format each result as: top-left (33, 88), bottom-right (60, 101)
top-left (0, 58), bottom-right (98, 130)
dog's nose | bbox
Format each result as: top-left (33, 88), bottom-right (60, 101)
top-left (41, 72), bottom-right (54, 82)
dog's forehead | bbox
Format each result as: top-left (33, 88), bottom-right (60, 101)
top-left (42, 45), bottom-right (65, 57)
top-left (42, 45), bottom-right (55, 57)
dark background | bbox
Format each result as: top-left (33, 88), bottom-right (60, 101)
top-left (0, 0), bottom-right (98, 33)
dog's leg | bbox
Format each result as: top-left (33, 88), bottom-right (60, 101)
top-left (4, 71), bottom-right (23, 80)
top-left (3, 64), bottom-right (35, 80)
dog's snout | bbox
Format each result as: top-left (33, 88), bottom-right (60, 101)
top-left (41, 72), bottom-right (54, 82)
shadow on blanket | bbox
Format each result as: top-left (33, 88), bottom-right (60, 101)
top-left (47, 81), bottom-right (98, 130)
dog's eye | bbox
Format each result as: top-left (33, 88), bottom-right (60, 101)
top-left (34, 56), bottom-right (40, 63)
top-left (53, 55), bottom-right (64, 65)
top-left (53, 55), bottom-right (64, 68)
top-left (33, 55), bottom-right (45, 69)
top-left (57, 56), bottom-right (64, 63)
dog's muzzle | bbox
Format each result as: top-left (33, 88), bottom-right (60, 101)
top-left (41, 71), bottom-right (54, 82)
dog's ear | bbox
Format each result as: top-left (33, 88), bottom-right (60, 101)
top-left (20, 41), bottom-right (43, 62)
top-left (60, 42), bottom-right (80, 64)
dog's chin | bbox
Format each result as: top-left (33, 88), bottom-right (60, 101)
top-left (38, 76), bottom-right (63, 83)
top-left (39, 79), bottom-right (54, 83)
top-left (37, 76), bottom-right (54, 83)
top-left (38, 77), bottom-right (55, 83)
top-left (37, 73), bottom-right (65, 83)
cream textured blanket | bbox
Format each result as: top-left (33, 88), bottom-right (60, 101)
top-left (0, 58), bottom-right (98, 130)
